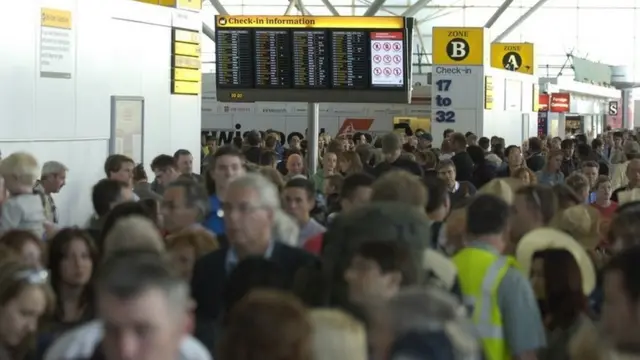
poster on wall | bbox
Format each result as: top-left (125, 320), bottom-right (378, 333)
top-left (40, 8), bottom-right (74, 79)
top-left (110, 96), bottom-right (144, 164)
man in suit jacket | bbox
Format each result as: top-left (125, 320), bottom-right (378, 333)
top-left (190, 173), bottom-right (318, 350)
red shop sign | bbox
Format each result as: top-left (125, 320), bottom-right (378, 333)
top-left (550, 93), bottom-right (570, 113)
top-left (538, 94), bottom-right (549, 111)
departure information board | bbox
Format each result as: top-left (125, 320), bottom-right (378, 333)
top-left (214, 15), bottom-right (413, 103)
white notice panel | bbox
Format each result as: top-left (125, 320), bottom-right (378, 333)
top-left (370, 31), bottom-right (404, 87)
top-left (40, 8), bottom-right (74, 79)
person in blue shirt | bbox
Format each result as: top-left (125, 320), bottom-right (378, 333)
top-left (203, 146), bottom-right (246, 238)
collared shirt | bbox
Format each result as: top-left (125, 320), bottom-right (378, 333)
top-left (33, 181), bottom-right (58, 224)
top-left (203, 195), bottom-right (225, 236)
top-left (224, 241), bottom-right (275, 274)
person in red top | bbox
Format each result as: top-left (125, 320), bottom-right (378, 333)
top-left (303, 173), bottom-right (375, 255)
top-left (591, 175), bottom-right (617, 248)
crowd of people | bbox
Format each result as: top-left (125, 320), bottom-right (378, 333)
top-left (2, 126), bottom-right (640, 360)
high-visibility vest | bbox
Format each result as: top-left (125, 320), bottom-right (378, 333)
top-left (452, 247), bottom-right (515, 360)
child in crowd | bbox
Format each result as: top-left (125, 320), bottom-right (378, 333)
top-left (0, 152), bottom-right (47, 238)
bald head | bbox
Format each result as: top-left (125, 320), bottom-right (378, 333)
top-left (286, 154), bottom-right (304, 176)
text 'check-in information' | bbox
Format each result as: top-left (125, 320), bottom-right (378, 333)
top-left (40, 8), bottom-right (73, 79)
top-left (214, 15), bottom-right (412, 103)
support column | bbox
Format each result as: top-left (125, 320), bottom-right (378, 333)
top-left (307, 103), bottom-right (320, 173)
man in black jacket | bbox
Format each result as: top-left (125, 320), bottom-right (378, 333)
top-left (449, 132), bottom-right (474, 182)
top-left (190, 173), bottom-right (318, 350)
top-left (371, 133), bottom-right (423, 178)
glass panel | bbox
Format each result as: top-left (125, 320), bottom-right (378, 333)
top-left (513, 8), bottom-right (578, 56)
top-left (577, 9), bottom-right (634, 66)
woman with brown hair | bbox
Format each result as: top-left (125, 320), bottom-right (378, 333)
top-left (219, 289), bottom-right (312, 360)
top-left (165, 229), bottom-right (218, 281)
top-left (512, 167), bottom-right (537, 185)
top-left (0, 230), bottom-right (45, 269)
top-left (38, 228), bottom-right (98, 356)
top-left (0, 260), bottom-right (54, 360)
top-left (338, 151), bottom-right (363, 176)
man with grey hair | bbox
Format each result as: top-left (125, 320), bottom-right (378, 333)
top-left (371, 133), bottom-right (423, 178)
top-left (161, 179), bottom-right (210, 235)
top-left (34, 160), bottom-right (68, 224)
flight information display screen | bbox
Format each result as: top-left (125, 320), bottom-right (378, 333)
top-left (214, 15), bottom-right (412, 103)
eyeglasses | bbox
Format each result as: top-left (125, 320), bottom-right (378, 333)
top-left (14, 269), bottom-right (49, 284)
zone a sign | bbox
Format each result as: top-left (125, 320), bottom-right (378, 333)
top-left (490, 42), bottom-right (535, 75)
top-left (432, 27), bottom-right (486, 66)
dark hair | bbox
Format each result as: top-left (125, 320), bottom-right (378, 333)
top-left (464, 132), bottom-right (474, 138)
top-left (528, 137), bottom-right (542, 152)
top-left (535, 249), bottom-right (587, 329)
top-left (0, 230), bottom-right (44, 264)
top-left (205, 145), bottom-right (245, 195)
top-left (150, 154), bottom-right (177, 172)
top-left (591, 138), bottom-right (603, 150)
top-left (478, 137), bottom-right (490, 151)
top-left (424, 177), bottom-right (449, 213)
top-left (581, 161), bottom-right (599, 170)
top-left (232, 136), bottom-right (243, 149)
top-left (284, 178), bottom-right (315, 200)
top-left (355, 241), bottom-right (417, 286)
top-left (604, 246), bottom-right (640, 303)
top-left (515, 185), bottom-right (558, 225)
top-left (165, 179), bottom-right (211, 221)
top-left (504, 145), bottom-right (520, 159)
top-left (133, 164), bottom-right (148, 182)
top-left (467, 145), bottom-right (486, 164)
top-left (561, 139), bottom-right (574, 150)
top-left (247, 131), bottom-right (261, 147)
top-left (47, 228), bottom-right (98, 322)
top-left (340, 173), bottom-right (374, 200)
top-left (436, 159), bottom-right (455, 171)
top-left (99, 202), bottom-right (159, 250)
top-left (173, 149), bottom-right (192, 160)
top-left (466, 194), bottom-right (510, 236)
top-left (223, 257), bottom-right (287, 325)
top-left (104, 155), bottom-right (134, 177)
top-left (449, 133), bottom-right (467, 148)
top-left (92, 179), bottom-right (129, 217)
top-left (259, 151), bottom-right (278, 167)
top-left (575, 134), bottom-right (587, 144)
top-left (607, 211), bottom-right (640, 249)
top-left (443, 129), bottom-right (454, 138)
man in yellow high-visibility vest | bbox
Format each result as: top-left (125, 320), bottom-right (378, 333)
top-left (453, 194), bottom-right (546, 360)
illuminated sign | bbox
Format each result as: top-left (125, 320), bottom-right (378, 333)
top-left (171, 28), bottom-right (201, 95)
top-left (214, 15), bottom-right (412, 103)
top-left (216, 15), bottom-right (404, 29)
top-left (484, 76), bottom-right (494, 110)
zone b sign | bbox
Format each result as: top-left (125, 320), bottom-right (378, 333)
top-left (490, 43), bottom-right (535, 75)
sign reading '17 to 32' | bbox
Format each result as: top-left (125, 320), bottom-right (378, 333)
top-left (490, 42), bottom-right (535, 75)
top-left (214, 15), bottom-right (413, 103)
top-left (432, 27), bottom-right (485, 65)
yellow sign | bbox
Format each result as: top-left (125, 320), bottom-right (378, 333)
top-left (173, 81), bottom-right (201, 95)
top-left (532, 84), bottom-right (540, 112)
top-left (177, 0), bottom-right (202, 10)
top-left (432, 27), bottom-right (484, 65)
top-left (173, 42), bottom-right (200, 57)
top-left (41, 8), bottom-right (72, 29)
top-left (136, 0), bottom-right (160, 4)
top-left (484, 76), bottom-right (494, 110)
top-left (173, 55), bottom-right (200, 69)
top-left (173, 68), bottom-right (201, 82)
top-left (215, 15), bottom-right (404, 29)
top-left (173, 29), bottom-right (200, 44)
top-left (490, 42), bottom-right (534, 75)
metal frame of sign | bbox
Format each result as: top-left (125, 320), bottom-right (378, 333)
top-left (214, 15), bottom-right (413, 104)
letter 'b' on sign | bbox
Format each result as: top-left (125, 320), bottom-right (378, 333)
top-left (432, 27), bottom-right (486, 66)
top-left (446, 38), bottom-right (469, 61)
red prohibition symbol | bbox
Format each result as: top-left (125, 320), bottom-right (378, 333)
top-left (373, 67), bottom-right (382, 75)
top-left (373, 43), bottom-right (381, 51)
top-left (393, 42), bottom-right (402, 51)
top-left (383, 67), bottom-right (392, 76)
top-left (393, 68), bottom-right (402, 76)
top-left (373, 55), bottom-right (381, 63)
top-left (383, 42), bottom-right (391, 51)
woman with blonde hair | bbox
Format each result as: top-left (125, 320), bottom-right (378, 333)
top-left (535, 149), bottom-right (565, 186)
top-left (310, 309), bottom-right (367, 360)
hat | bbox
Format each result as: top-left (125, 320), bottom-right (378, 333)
top-left (516, 227), bottom-right (596, 295)
top-left (478, 178), bottom-right (522, 205)
top-left (551, 204), bottom-right (602, 250)
top-left (617, 188), bottom-right (640, 205)
top-left (419, 133), bottom-right (433, 142)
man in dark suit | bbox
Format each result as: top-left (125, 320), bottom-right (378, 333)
top-left (190, 173), bottom-right (318, 350)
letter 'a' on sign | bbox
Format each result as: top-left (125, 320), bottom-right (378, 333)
top-left (490, 42), bottom-right (535, 75)
top-left (432, 27), bottom-right (485, 66)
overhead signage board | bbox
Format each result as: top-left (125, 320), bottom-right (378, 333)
top-left (171, 28), bottom-right (201, 95)
top-left (432, 27), bottom-right (485, 66)
top-left (214, 15), bottom-right (413, 103)
top-left (490, 42), bottom-right (534, 75)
